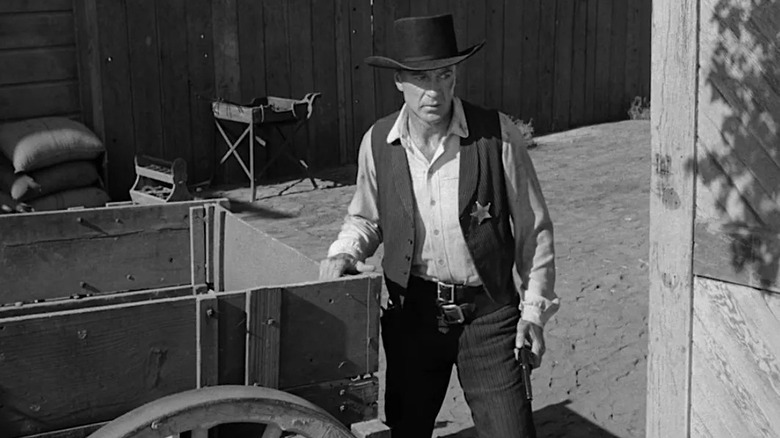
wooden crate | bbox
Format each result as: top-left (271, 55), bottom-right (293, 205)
top-left (0, 201), bottom-right (382, 437)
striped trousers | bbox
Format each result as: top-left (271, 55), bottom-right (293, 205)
top-left (382, 278), bottom-right (536, 438)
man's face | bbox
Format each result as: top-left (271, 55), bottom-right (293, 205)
top-left (394, 66), bottom-right (456, 125)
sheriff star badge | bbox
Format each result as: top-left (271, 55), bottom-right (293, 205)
top-left (471, 201), bottom-right (492, 224)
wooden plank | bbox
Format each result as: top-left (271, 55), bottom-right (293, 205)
top-left (212, 0), bottom-right (241, 102)
top-left (217, 292), bottom-right (247, 384)
top-left (696, 0), bottom-right (780, 230)
top-left (584, 0), bottom-right (599, 125)
top-left (0, 0), bottom-right (72, 13)
top-left (218, 206), bottom-right (319, 291)
top-left (287, 376), bottom-right (380, 428)
top-left (0, 297), bottom-right (197, 436)
top-left (484, 0), bottom-right (504, 109)
top-left (278, 277), bottom-right (381, 388)
top-left (237, 0), bottom-right (266, 99)
top-left (520, 0), bottom-right (540, 123)
top-left (623, 0), bottom-right (642, 113)
top-left (695, 149), bottom-right (761, 226)
top-left (608, 0), bottom-right (628, 119)
top-left (157, 0), bottom-right (192, 165)
top-left (0, 47), bottom-right (77, 86)
top-left (536, 0), bottom-right (556, 133)
top-left (0, 285), bottom-right (191, 319)
top-left (501, 0), bottom-right (523, 117)
top-left (552, 0), bottom-right (574, 132)
top-left (693, 222), bottom-right (780, 294)
top-left (213, 207), bottom-right (227, 292)
top-left (210, 0), bottom-right (243, 188)
top-left (697, 115), bottom-right (780, 228)
top-left (246, 287), bottom-right (282, 388)
top-left (646, 0), bottom-right (698, 436)
top-left (73, 0), bottom-right (104, 141)
top-left (0, 11), bottom-right (74, 50)
top-left (261, 0), bottom-right (294, 178)
top-left (334, 0), bottom-right (354, 164)
top-left (592, 0), bottom-right (612, 124)
top-left (0, 201), bottom-right (212, 304)
top-left (288, 0), bottom-right (315, 166)
top-left (233, 0), bottom-right (266, 183)
top-left (197, 295), bottom-right (220, 387)
top-left (453, 0), bottom-right (470, 100)
top-left (190, 206), bottom-right (207, 291)
top-left (312, 0), bottom-right (342, 170)
top-left (690, 277), bottom-right (780, 437)
top-left (639, 0), bottom-right (652, 100)
top-left (372, 0), bottom-right (408, 119)
top-left (0, 81), bottom-right (80, 120)
top-left (185, 0), bottom-right (215, 184)
top-left (569, 0), bottom-right (588, 127)
top-left (126, 0), bottom-right (164, 159)
top-left (95, 0), bottom-right (135, 200)
top-left (464, 0), bottom-right (486, 106)
top-left (349, 0), bottom-right (376, 161)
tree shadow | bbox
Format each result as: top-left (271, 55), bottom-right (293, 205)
top-left (688, 0), bottom-right (780, 292)
top-left (437, 400), bottom-right (621, 438)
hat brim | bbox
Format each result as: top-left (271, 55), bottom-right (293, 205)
top-left (364, 40), bottom-right (485, 71)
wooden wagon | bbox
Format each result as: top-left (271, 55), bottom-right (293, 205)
top-left (0, 200), bottom-right (385, 437)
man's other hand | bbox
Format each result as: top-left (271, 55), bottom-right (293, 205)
top-left (319, 253), bottom-right (375, 280)
top-left (515, 319), bottom-right (545, 369)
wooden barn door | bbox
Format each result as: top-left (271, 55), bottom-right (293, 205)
top-left (689, 0), bottom-right (780, 435)
top-left (649, 0), bottom-right (780, 437)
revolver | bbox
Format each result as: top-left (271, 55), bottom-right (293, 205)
top-left (517, 346), bottom-right (533, 401)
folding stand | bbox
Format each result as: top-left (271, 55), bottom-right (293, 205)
top-left (211, 93), bottom-right (321, 202)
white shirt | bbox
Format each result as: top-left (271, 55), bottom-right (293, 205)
top-left (328, 98), bottom-right (559, 327)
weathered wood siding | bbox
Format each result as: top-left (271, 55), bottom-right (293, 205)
top-left (0, 1), bottom-right (80, 121)
top-left (650, 0), bottom-right (780, 436)
top-left (646, 0), bottom-right (698, 435)
top-left (690, 277), bottom-right (780, 437)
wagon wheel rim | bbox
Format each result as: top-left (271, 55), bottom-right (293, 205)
top-left (87, 385), bottom-right (355, 438)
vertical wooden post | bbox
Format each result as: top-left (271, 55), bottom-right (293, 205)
top-left (73, 0), bottom-right (104, 140)
top-left (647, 0), bottom-right (699, 437)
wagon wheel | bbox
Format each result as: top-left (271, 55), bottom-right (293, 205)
top-left (88, 385), bottom-right (355, 438)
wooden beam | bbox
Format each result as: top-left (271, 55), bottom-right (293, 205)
top-left (647, 0), bottom-right (699, 437)
top-left (694, 221), bottom-right (780, 294)
top-left (73, 0), bottom-right (104, 140)
top-left (197, 294), bottom-right (220, 387)
top-left (246, 287), bottom-right (282, 388)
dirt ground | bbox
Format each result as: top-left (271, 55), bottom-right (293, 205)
top-left (206, 119), bottom-right (650, 438)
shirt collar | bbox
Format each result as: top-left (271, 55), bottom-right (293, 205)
top-left (386, 97), bottom-right (469, 144)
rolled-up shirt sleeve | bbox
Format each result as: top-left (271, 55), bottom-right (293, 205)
top-left (500, 113), bottom-right (559, 327)
top-left (327, 127), bottom-right (383, 261)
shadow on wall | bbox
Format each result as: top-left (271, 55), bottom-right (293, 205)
top-left (439, 400), bottom-right (621, 438)
top-left (687, 0), bottom-right (780, 291)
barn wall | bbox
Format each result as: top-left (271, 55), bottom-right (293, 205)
top-left (649, 0), bottom-right (780, 436)
top-left (1, 0), bottom-right (652, 200)
top-left (0, 1), bottom-right (81, 121)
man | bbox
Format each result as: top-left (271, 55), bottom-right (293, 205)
top-left (320, 14), bottom-right (558, 438)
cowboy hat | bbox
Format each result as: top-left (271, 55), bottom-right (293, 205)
top-left (365, 14), bottom-right (484, 71)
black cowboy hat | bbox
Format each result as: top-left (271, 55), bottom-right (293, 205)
top-left (365, 14), bottom-right (484, 71)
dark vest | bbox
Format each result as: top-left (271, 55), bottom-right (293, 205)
top-left (371, 100), bottom-right (515, 304)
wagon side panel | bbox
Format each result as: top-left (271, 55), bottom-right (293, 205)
top-left (0, 297), bottom-right (198, 436)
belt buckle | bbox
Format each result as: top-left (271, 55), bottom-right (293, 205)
top-left (436, 281), bottom-right (456, 305)
top-left (436, 281), bottom-right (465, 324)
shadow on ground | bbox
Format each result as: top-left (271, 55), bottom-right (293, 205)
top-left (438, 400), bottom-right (620, 438)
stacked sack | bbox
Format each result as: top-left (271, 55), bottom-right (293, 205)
top-left (0, 117), bottom-right (110, 213)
